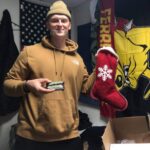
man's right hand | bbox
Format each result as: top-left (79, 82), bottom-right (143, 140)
top-left (25, 78), bottom-right (55, 95)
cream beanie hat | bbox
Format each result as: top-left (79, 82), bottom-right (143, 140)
top-left (47, 0), bottom-right (71, 19)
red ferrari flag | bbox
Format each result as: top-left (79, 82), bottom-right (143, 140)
top-left (99, 0), bottom-right (115, 49)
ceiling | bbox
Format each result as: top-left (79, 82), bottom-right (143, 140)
top-left (47, 0), bottom-right (87, 8)
top-left (27, 0), bottom-right (88, 8)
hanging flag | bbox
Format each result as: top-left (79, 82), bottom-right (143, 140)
top-left (115, 26), bottom-right (150, 117)
top-left (98, 0), bottom-right (115, 49)
top-left (20, 0), bottom-right (49, 46)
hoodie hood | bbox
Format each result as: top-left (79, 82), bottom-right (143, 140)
top-left (41, 36), bottom-right (78, 53)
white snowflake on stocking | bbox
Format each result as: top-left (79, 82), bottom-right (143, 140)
top-left (97, 65), bottom-right (113, 81)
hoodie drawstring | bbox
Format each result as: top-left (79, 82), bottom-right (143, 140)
top-left (53, 49), bottom-right (66, 80)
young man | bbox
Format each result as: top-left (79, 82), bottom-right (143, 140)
top-left (3, 1), bottom-right (96, 150)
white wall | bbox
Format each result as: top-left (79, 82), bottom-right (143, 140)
top-left (0, 1), bottom-right (107, 150)
top-left (74, 0), bottom-right (91, 26)
top-left (0, 0), bottom-right (20, 50)
top-left (73, 0), bottom-right (107, 127)
top-left (71, 0), bottom-right (91, 42)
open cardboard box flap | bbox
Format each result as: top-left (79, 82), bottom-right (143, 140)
top-left (102, 116), bottom-right (150, 150)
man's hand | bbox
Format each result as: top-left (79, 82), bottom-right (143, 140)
top-left (25, 78), bottom-right (55, 95)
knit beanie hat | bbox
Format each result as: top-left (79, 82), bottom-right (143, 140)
top-left (47, 0), bottom-right (71, 19)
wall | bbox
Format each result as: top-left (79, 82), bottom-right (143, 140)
top-left (71, 0), bottom-right (91, 42)
top-left (73, 0), bottom-right (107, 126)
top-left (0, 0), bottom-right (20, 49)
top-left (0, 1), bottom-right (107, 150)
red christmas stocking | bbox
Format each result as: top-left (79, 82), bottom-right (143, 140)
top-left (91, 47), bottom-right (128, 114)
top-left (100, 101), bottom-right (116, 118)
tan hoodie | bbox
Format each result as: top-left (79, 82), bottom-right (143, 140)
top-left (3, 36), bottom-right (96, 142)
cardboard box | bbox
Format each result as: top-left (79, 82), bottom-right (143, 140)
top-left (102, 116), bottom-right (150, 150)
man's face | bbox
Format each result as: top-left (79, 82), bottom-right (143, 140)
top-left (47, 14), bottom-right (71, 38)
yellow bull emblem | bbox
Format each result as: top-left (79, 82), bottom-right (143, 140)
top-left (114, 28), bottom-right (150, 100)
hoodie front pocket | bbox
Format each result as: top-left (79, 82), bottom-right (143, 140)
top-left (35, 96), bottom-right (75, 137)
